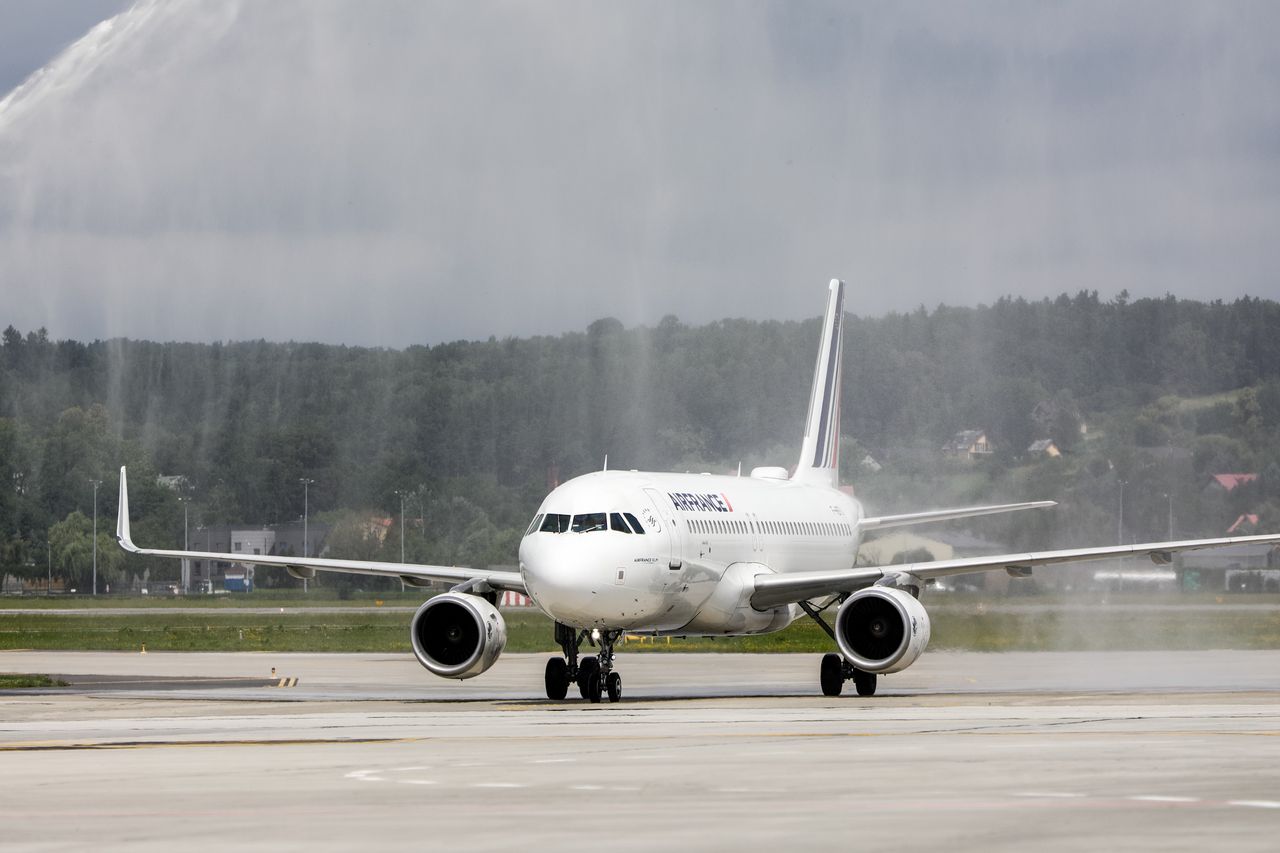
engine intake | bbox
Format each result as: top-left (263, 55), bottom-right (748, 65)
top-left (834, 586), bottom-right (930, 674)
top-left (410, 592), bottom-right (507, 679)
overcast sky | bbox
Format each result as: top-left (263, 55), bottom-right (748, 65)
top-left (1, 1), bottom-right (1278, 347)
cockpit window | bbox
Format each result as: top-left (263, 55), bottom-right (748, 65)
top-left (571, 512), bottom-right (608, 533)
top-left (610, 513), bottom-right (632, 533)
top-left (526, 514), bottom-right (544, 536)
top-left (623, 512), bottom-right (645, 534)
top-left (539, 513), bottom-right (571, 533)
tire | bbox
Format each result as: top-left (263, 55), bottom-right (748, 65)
top-left (853, 668), bottom-right (877, 697)
top-left (545, 657), bottom-right (569, 700)
top-left (820, 653), bottom-right (844, 697)
top-left (587, 671), bottom-right (603, 704)
top-left (606, 671), bottom-right (622, 703)
top-left (577, 656), bottom-right (599, 699)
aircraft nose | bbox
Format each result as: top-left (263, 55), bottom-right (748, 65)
top-left (519, 535), bottom-right (659, 628)
top-left (520, 537), bottom-right (599, 620)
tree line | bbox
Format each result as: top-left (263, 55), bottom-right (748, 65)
top-left (2, 290), bottom-right (1280, 590)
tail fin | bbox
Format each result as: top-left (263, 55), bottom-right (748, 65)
top-left (793, 279), bottom-right (846, 489)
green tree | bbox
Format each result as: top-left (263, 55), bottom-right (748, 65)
top-left (48, 510), bottom-right (123, 592)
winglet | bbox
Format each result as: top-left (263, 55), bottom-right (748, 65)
top-left (116, 466), bottom-right (138, 552)
top-left (793, 279), bottom-right (846, 489)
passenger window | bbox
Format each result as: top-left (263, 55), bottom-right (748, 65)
top-left (610, 513), bottom-right (632, 533)
top-left (572, 512), bottom-right (608, 533)
top-left (539, 513), bottom-right (571, 533)
top-left (624, 513), bottom-right (645, 534)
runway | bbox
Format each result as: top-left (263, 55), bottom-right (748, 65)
top-left (2, 650), bottom-right (1278, 851)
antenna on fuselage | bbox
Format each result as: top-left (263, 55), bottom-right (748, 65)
top-left (737, 461), bottom-right (742, 477)
top-left (603, 454), bottom-right (608, 472)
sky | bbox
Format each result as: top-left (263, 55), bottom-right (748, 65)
top-left (1, 1), bottom-right (1278, 347)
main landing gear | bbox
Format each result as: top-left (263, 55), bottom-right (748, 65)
top-left (545, 622), bottom-right (623, 703)
top-left (799, 599), bottom-right (878, 698)
top-left (819, 652), bottom-right (876, 697)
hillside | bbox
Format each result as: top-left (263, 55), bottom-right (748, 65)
top-left (3, 291), bottom-right (1280, 589)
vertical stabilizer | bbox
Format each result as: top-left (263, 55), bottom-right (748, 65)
top-left (793, 279), bottom-right (845, 488)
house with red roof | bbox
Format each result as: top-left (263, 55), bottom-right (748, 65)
top-left (1228, 514), bottom-right (1260, 534)
top-left (1206, 473), bottom-right (1258, 494)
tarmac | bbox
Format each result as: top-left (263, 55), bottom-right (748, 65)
top-left (1, 649), bottom-right (1278, 851)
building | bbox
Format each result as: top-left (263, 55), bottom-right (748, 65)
top-left (943, 430), bottom-right (994, 461)
top-left (1205, 473), bottom-right (1258, 494)
top-left (189, 521), bottom-right (331, 591)
top-left (155, 474), bottom-right (190, 491)
top-left (858, 531), bottom-right (953, 566)
top-left (1178, 542), bottom-right (1280, 593)
top-left (1026, 438), bottom-right (1061, 458)
top-left (1228, 514), bottom-right (1260, 534)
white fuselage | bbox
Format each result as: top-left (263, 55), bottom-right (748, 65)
top-left (517, 470), bottom-right (863, 635)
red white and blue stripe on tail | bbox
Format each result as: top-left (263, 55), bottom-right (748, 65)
top-left (793, 279), bottom-right (845, 489)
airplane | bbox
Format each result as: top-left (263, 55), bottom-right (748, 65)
top-left (115, 279), bottom-right (1280, 703)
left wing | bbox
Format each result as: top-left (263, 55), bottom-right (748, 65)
top-left (115, 467), bottom-right (526, 594)
top-left (750, 533), bottom-right (1280, 609)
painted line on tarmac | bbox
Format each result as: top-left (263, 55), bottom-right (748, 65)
top-left (8, 725), bottom-right (1280, 754)
top-left (1014, 791), bottom-right (1280, 810)
top-left (0, 736), bottom-right (419, 752)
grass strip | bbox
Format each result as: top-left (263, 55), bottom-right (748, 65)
top-left (3, 608), bottom-right (1280, 653)
top-left (0, 674), bottom-right (68, 688)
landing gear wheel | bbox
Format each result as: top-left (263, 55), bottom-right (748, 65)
top-left (544, 657), bottom-right (569, 700)
top-left (606, 671), bottom-right (622, 703)
top-left (587, 671), bottom-right (603, 704)
top-left (577, 656), bottom-right (599, 699)
top-left (820, 653), bottom-right (844, 697)
top-left (853, 669), bottom-right (877, 697)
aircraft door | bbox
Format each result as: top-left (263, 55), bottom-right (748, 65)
top-left (642, 488), bottom-right (683, 571)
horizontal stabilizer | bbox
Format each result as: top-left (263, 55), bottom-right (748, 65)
top-left (860, 501), bottom-right (1057, 531)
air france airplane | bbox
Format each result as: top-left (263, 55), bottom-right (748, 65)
top-left (116, 280), bottom-right (1280, 702)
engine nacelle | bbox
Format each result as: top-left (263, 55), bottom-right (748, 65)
top-left (834, 586), bottom-right (931, 674)
top-left (409, 592), bottom-right (507, 679)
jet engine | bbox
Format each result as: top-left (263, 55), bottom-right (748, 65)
top-left (834, 586), bottom-right (930, 674)
top-left (409, 592), bottom-right (507, 679)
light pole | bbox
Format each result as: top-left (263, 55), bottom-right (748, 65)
top-left (89, 479), bottom-right (102, 595)
top-left (1164, 492), bottom-right (1174, 540)
top-left (46, 538), bottom-right (51, 596)
top-left (299, 478), bottom-right (315, 593)
top-left (1116, 480), bottom-right (1126, 545)
top-left (177, 496), bottom-right (191, 593)
top-left (393, 490), bottom-right (408, 563)
top-left (394, 489), bottom-right (409, 592)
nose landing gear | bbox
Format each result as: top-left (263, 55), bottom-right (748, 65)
top-left (545, 622), bottom-right (624, 703)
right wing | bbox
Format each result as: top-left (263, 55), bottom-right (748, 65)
top-left (859, 501), bottom-right (1056, 531)
top-left (115, 467), bottom-right (526, 593)
top-left (750, 533), bottom-right (1280, 609)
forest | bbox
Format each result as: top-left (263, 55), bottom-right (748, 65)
top-left (3, 289), bottom-right (1280, 591)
